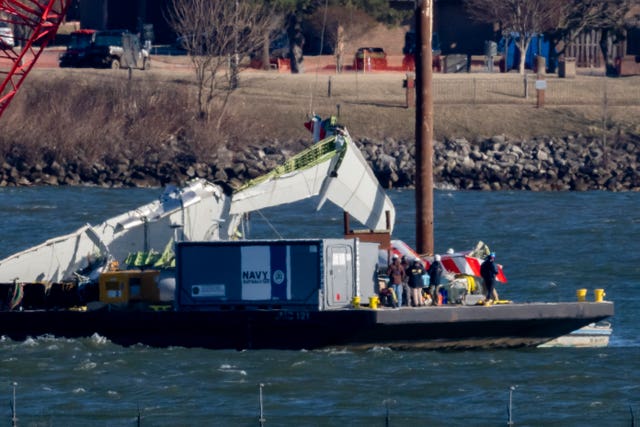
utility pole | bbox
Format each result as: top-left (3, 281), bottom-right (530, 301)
top-left (415, 0), bottom-right (434, 255)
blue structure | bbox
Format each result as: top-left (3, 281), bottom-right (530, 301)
top-left (499, 34), bottom-right (556, 72)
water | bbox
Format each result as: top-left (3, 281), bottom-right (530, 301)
top-left (1, 187), bottom-right (639, 426)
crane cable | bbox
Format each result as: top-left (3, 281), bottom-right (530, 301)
top-left (307, 0), bottom-right (329, 117)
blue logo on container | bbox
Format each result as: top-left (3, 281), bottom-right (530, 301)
top-left (271, 246), bottom-right (287, 300)
top-left (273, 270), bottom-right (285, 285)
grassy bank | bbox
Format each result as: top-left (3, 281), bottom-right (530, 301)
top-left (2, 65), bottom-right (639, 169)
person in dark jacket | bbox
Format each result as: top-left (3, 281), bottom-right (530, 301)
top-left (480, 252), bottom-right (499, 304)
top-left (400, 255), bottom-right (412, 306)
top-left (386, 255), bottom-right (405, 308)
top-left (427, 254), bottom-right (444, 305)
top-left (407, 258), bottom-right (426, 306)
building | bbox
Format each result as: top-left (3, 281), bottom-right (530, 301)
top-left (79, 0), bottom-right (171, 43)
top-left (78, 0), bottom-right (638, 67)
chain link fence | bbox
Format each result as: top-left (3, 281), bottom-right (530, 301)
top-left (432, 74), bottom-right (640, 106)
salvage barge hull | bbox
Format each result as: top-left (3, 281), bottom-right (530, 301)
top-left (0, 302), bottom-right (613, 350)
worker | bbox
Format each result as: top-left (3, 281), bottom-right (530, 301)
top-left (481, 252), bottom-right (499, 305)
top-left (386, 255), bottom-right (406, 308)
top-left (407, 258), bottom-right (426, 306)
top-left (427, 254), bottom-right (444, 305)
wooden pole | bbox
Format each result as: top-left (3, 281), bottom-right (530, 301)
top-left (343, 211), bottom-right (350, 235)
top-left (415, 0), bottom-right (434, 255)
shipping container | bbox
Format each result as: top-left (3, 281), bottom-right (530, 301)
top-left (175, 239), bottom-right (379, 311)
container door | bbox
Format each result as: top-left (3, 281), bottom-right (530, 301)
top-left (326, 245), bottom-right (353, 307)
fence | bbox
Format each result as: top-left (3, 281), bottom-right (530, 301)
top-left (565, 30), bottom-right (628, 68)
top-left (430, 75), bottom-right (640, 106)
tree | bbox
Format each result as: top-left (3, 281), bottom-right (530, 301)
top-left (464, 0), bottom-right (567, 74)
top-left (167, 0), bottom-right (280, 126)
top-left (252, 0), bottom-right (291, 71)
top-left (547, 0), bottom-right (638, 75)
top-left (303, 5), bottom-right (375, 57)
top-left (263, 0), bottom-right (315, 73)
top-left (287, 12), bottom-right (306, 73)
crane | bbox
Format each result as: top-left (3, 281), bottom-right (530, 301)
top-left (0, 0), bottom-right (70, 119)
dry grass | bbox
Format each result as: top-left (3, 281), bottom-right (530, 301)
top-left (2, 63), bottom-right (639, 167)
top-left (218, 70), bottom-right (640, 142)
top-left (2, 70), bottom-right (197, 164)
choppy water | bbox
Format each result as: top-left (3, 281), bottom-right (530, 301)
top-left (1, 187), bottom-right (638, 426)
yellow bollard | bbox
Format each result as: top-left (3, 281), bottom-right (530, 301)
top-left (576, 288), bottom-right (587, 302)
top-left (369, 296), bottom-right (379, 310)
top-left (594, 289), bottom-right (606, 303)
top-left (351, 296), bottom-right (361, 308)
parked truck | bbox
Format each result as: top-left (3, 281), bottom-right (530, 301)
top-left (60, 29), bottom-right (150, 70)
top-left (59, 29), bottom-right (96, 67)
top-left (86, 30), bottom-right (150, 70)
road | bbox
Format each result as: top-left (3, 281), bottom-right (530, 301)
top-left (26, 47), bottom-right (407, 74)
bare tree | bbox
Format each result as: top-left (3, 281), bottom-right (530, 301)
top-left (548, 0), bottom-right (637, 74)
top-left (465, 0), bottom-right (567, 74)
top-left (167, 0), bottom-right (281, 127)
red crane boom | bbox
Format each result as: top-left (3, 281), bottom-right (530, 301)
top-left (0, 0), bottom-right (70, 118)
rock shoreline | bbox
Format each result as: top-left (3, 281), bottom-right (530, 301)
top-left (1, 133), bottom-right (639, 191)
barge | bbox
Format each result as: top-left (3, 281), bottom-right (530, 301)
top-left (0, 237), bottom-right (614, 350)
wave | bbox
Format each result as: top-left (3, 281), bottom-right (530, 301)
top-left (1, 204), bottom-right (58, 213)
